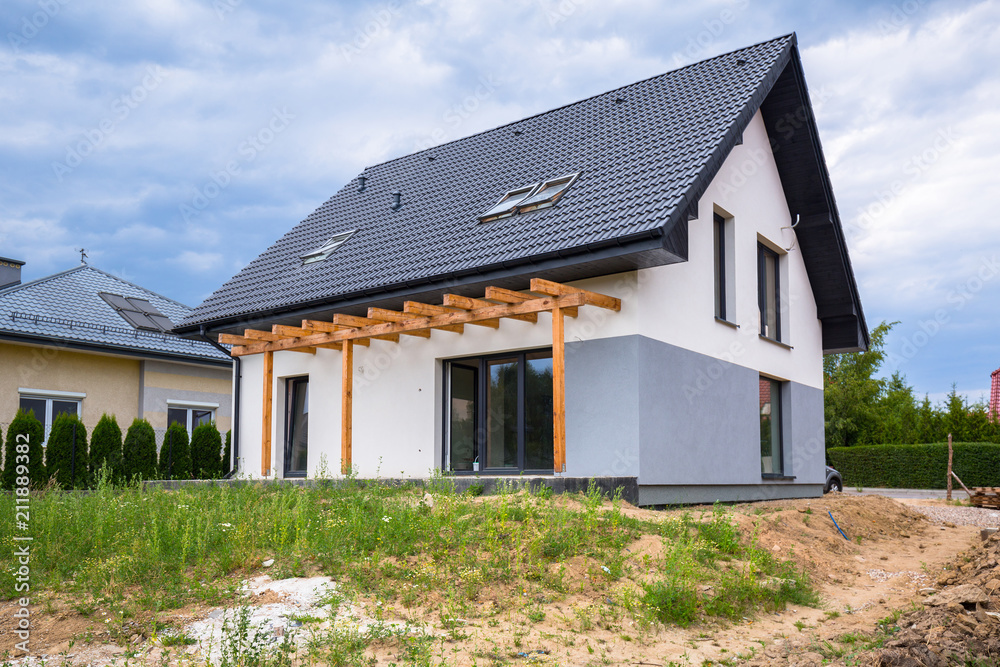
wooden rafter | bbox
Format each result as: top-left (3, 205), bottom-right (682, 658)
top-left (233, 279), bottom-right (622, 477)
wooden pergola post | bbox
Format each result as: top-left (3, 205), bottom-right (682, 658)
top-left (341, 339), bottom-right (353, 475)
top-left (261, 350), bottom-right (273, 476)
top-left (552, 307), bottom-right (566, 473)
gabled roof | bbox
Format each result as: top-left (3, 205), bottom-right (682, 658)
top-left (177, 33), bottom-right (867, 353)
top-left (0, 265), bottom-right (231, 364)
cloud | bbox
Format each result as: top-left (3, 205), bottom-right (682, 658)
top-left (174, 251), bottom-right (225, 274)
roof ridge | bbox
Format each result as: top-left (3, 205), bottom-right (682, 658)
top-left (0, 264), bottom-right (89, 297)
top-left (82, 265), bottom-right (192, 309)
top-left (360, 33), bottom-right (796, 173)
top-left (0, 264), bottom-right (192, 310)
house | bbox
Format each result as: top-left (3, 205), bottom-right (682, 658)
top-left (0, 259), bottom-right (233, 446)
top-left (175, 34), bottom-right (868, 505)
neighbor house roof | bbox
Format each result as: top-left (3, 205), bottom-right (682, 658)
top-left (177, 33), bottom-right (868, 353)
top-left (0, 265), bottom-right (231, 364)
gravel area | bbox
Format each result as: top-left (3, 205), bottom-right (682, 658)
top-left (908, 504), bottom-right (1000, 527)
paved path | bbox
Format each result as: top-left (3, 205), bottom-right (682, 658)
top-left (842, 487), bottom-right (950, 499)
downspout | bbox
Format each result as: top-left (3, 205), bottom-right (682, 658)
top-left (200, 325), bottom-right (240, 479)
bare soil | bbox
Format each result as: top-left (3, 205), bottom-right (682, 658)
top-left (1, 494), bottom-right (996, 666)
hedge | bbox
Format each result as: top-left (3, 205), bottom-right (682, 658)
top-left (90, 414), bottom-right (123, 482)
top-left (190, 422), bottom-right (222, 479)
top-left (828, 442), bottom-right (1000, 489)
top-left (159, 422), bottom-right (192, 480)
top-left (122, 419), bottom-right (158, 481)
top-left (222, 430), bottom-right (232, 477)
top-left (2, 409), bottom-right (46, 489)
top-left (46, 413), bottom-right (90, 489)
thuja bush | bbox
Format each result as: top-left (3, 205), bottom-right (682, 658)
top-left (122, 418), bottom-right (158, 482)
top-left (89, 413), bottom-right (123, 482)
top-left (46, 413), bottom-right (90, 489)
top-left (222, 429), bottom-right (232, 477)
top-left (159, 422), bottom-right (192, 480)
top-left (191, 422), bottom-right (222, 479)
top-left (2, 409), bottom-right (46, 490)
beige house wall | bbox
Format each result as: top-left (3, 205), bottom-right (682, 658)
top-left (141, 360), bottom-right (233, 437)
top-left (0, 341), bottom-right (140, 433)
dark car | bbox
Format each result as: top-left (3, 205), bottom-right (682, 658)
top-left (824, 466), bottom-right (843, 493)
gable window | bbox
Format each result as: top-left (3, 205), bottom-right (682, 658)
top-left (445, 349), bottom-right (553, 473)
top-left (757, 243), bottom-right (781, 341)
top-left (301, 230), bottom-right (356, 265)
top-left (759, 376), bottom-right (783, 475)
top-left (479, 184), bottom-right (538, 222)
top-left (167, 401), bottom-right (216, 434)
top-left (19, 390), bottom-right (84, 444)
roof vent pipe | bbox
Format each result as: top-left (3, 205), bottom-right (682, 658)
top-left (391, 191), bottom-right (402, 210)
top-left (357, 175), bottom-right (367, 192)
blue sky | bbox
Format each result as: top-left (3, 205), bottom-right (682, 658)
top-left (2, 0), bottom-right (998, 404)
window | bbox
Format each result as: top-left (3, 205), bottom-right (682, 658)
top-left (99, 292), bottom-right (175, 332)
top-left (446, 349), bottom-right (553, 472)
top-left (479, 172), bottom-right (581, 222)
top-left (479, 184), bottom-right (538, 222)
top-left (167, 403), bottom-right (216, 434)
top-left (757, 243), bottom-right (781, 341)
top-left (18, 390), bottom-right (84, 443)
top-left (283, 377), bottom-right (309, 477)
top-left (301, 230), bottom-right (356, 265)
top-left (515, 173), bottom-right (579, 213)
top-left (759, 376), bottom-right (783, 475)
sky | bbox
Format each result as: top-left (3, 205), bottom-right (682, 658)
top-left (1, 0), bottom-right (998, 405)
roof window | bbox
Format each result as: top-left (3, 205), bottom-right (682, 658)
top-left (99, 292), bottom-right (175, 332)
top-left (478, 172), bottom-right (580, 222)
top-left (302, 230), bottom-right (356, 265)
top-left (478, 184), bottom-right (538, 222)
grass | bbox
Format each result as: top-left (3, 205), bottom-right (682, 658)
top-left (0, 478), bottom-right (820, 662)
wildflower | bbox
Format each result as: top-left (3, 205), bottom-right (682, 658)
top-left (382, 516), bottom-right (391, 523)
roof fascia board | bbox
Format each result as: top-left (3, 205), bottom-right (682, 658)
top-left (0, 332), bottom-right (232, 367)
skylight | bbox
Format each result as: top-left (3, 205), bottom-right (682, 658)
top-left (478, 184), bottom-right (538, 222)
top-left (478, 172), bottom-right (580, 223)
top-left (302, 230), bottom-right (356, 265)
top-left (98, 292), bottom-right (175, 332)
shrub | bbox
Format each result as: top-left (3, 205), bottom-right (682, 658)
top-left (90, 414), bottom-right (123, 481)
top-left (2, 409), bottom-right (46, 489)
top-left (122, 419), bottom-right (158, 482)
top-left (46, 413), bottom-right (90, 489)
top-left (222, 429), bottom-right (232, 477)
top-left (191, 422), bottom-right (222, 479)
top-left (828, 442), bottom-right (1000, 489)
top-left (158, 422), bottom-right (192, 480)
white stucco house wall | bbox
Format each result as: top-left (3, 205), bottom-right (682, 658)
top-left (177, 34), bottom-right (867, 505)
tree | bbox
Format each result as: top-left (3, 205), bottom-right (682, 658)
top-left (158, 422), bottom-right (192, 480)
top-left (824, 321), bottom-right (895, 448)
top-left (90, 414), bottom-right (123, 482)
top-left (46, 413), bottom-right (90, 489)
top-left (190, 422), bottom-right (222, 479)
top-left (2, 409), bottom-right (46, 490)
top-left (122, 419), bottom-right (158, 482)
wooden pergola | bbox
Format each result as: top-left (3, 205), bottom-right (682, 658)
top-left (219, 278), bottom-right (621, 476)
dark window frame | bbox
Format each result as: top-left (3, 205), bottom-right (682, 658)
top-left (443, 347), bottom-right (554, 474)
top-left (18, 393), bottom-right (81, 445)
top-left (759, 375), bottom-right (784, 477)
top-left (714, 213), bottom-right (727, 321)
top-left (283, 376), bottom-right (309, 478)
top-left (757, 243), bottom-right (781, 341)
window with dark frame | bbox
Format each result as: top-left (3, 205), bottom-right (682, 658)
top-left (446, 349), bottom-right (553, 473)
top-left (284, 377), bottom-right (309, 477)
top-left (759, 376), bottom-right (783, 475)
top-left (18, 394), bottom-right (80, 444)
top-left (167, 406), bottom-right (214, 434)
top-left (714, 213), bottom-right (727, 320)
top-left (758, 243), bottom-right (781, 341)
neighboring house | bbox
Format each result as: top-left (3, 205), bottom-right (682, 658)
top-left (176, 34), bottom-right (868, 505)
top-left (0, 259), bottom-right (233, 447)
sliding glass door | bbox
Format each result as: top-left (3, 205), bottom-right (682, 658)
top-left (446, 349), bottom-right (553, 473)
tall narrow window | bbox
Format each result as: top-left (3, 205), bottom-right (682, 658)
top-left (759, 376), bottom-right (783, 475)
top-left (758, 244), bottom-right (781, 341)
top-left (714, 213), bottom-right (727, 320)
top-left (284, 377), bottom-right (309, 477)
top-left (448, 364), bottom-right (477, 471)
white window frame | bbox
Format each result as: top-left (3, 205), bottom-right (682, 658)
top-left (479, 183), bottom-right (539, 222)
top-left (18, 388), bottom-right (85, 444)
top-left (166, 400), bottom-right (218, 434)
top-left (301, 230), bottom-right (356, 265)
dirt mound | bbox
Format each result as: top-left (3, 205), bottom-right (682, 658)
top-left (870, 530), bottom-right (1000, 666)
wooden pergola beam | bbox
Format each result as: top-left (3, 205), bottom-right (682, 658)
top-left (482, 287), bottom-right (542, 321)
top-left (342, 339), bottom-right (353, 475)
top-left (531, 278), bottom-right (622, 311)
top-left (439, 295), bottom-right (501, 328)
top-left (369, 307), bottom-right (463, 334)
top-left (302, 320), bottom-right (370, 346)
top-left (261, 350), bottom-right (273, 476)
